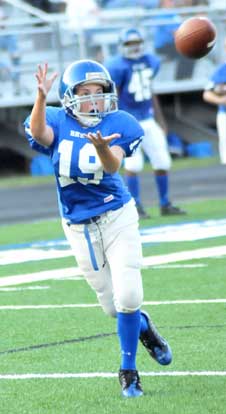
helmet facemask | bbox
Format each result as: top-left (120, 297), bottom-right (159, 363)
top-left (121, 40), bottom-right (145, 60)
top-left (62, 81), bottom-right (118, 127)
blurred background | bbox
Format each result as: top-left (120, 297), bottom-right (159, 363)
top-left (0, 0), bottom-right (224, 176)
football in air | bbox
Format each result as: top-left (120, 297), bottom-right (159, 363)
top-left (174, 16), bottom-right (216, 59)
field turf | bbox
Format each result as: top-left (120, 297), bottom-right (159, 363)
top-left (0, 193), bottom-right (226, 413)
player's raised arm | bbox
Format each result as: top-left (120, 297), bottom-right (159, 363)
top-left (30, 63), bottom-right (58, 146)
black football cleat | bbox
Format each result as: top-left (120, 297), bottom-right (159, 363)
top-left (136, 203), bottom-right (151, 219)
top-left (119, 369), bottom-right (143, 398)
top-left (140, 311), bottom-right (172, 366)
top-left (161, 203), bottom-right (186, 216)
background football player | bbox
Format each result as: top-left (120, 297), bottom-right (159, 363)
top-left (105, 27), bottom-right (186, 219)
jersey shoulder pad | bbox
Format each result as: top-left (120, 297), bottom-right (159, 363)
top-left (145, 53), bottom-right (160, 73)
top-left (45, 106), bottom-right (63, 124)
top-left (23, 105), bottom-right (62, 155)
top-left (110, 111), bottom-right (144, 156)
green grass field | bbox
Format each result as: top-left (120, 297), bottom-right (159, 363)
top-left (0, 193), bottom-right (226, 413)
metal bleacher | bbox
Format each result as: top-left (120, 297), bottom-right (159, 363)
top-left (0, 0), bottom-right (226, 162)
top-left (0, 0), bottom-right (226, 106)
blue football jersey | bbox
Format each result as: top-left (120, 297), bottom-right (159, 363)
top-left (210, 63), bottom-right (226, 85)
top-left (24, 107), bottom-right (144, 224)
top-left (105, 54), bottom-right (160, 121)
top-left (205, 63), bottom-right (226, 113)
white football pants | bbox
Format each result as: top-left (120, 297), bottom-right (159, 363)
top-left (124, 118), bottom-right (172, 172)
top-left (216, 112), bottom-right (226, 164)
top-left (62, 199), bottom-right (143, 317)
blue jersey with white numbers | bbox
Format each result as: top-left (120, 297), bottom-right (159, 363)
top-left (24, 106), bottom-right (144, 224)
top-left (105, 54), bottom-right (160, 121)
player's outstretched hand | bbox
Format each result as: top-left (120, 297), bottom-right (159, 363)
top-left (85, 131), bottom-right (121, 149)
top-left (35, 63), bottom-right (58, 98)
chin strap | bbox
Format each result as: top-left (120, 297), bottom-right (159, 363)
top-left (75, 113), bottom-right (102, 127)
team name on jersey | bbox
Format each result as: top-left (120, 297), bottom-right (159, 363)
top-left (70, 130), bottom-right (86, 138)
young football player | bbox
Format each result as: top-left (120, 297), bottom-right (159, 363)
top-left (24, 60), bottom-right (172, 398)
top-left (105, 27), bottom-right (186, 219)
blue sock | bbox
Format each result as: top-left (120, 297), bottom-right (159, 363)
top-left (117, 310), bottom-right (141, 370)
top-left (125, 175), bottom-right (140, 205)
top-left (154, 173), bottom-right (169, 207)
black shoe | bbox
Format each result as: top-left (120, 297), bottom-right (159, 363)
top-left (119, 369), bottom-right (143, 398)
top-left (136, 203), bottom-right (151, 219)
top-left (140, 311), bottom-right (172, 366)
top-left (161, 203), bottom-right (186, 216)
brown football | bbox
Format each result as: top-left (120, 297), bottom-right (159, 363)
top-left (174, 17), bottom-right (216, 59)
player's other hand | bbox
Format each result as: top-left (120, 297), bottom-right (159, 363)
top-left (85, 131), bottom-right (121, 149)
top-left (35, 63), bottom-right (58, 98)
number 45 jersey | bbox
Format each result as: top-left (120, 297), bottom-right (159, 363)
top-left (105, 53), bottom-right (160, 121)
top-left (24, 107), bottom-right (144, 224)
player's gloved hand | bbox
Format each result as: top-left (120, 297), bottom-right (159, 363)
top-left (35, 63), bottom-right (58, 98)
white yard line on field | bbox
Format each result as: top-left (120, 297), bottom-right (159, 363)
top-left (0, 371), bottom-right (225, 380)
top-left (152, 264), bottom-right (207, 269)
top-left (1, 244), bottom-right (226, 287)
top-left (0, 298), bottom-right (225, 310)
top-left (2, 218), bottom-right (226, 267)
top-left (0, 268), bottom-right (83, 287)
top-left (0, 286), bottom-right (49, 292)
top-left (142, 245), bottom-right (226, 267)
